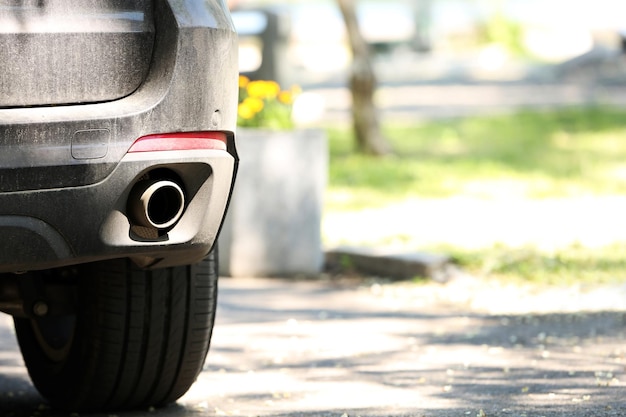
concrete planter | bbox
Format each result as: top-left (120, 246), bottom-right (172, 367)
top-left (218, 128), bottom-right (327, 277)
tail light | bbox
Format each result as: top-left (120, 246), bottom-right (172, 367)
top-left (128, 131), bottom-right (228, 153)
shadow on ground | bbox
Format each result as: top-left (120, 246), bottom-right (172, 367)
top-left (0, 278), bottom-right (625, 417)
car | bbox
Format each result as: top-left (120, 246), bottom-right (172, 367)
top-left (0, 0), bottom-right (238, 411)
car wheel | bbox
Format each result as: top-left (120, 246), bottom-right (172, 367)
top-left (13, 249), bottom-right (218, 411)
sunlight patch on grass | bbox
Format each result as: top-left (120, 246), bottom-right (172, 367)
top-left (438, 243), bottom-right (626, 286)
top-left (326, 106), bottom-right (626, 211)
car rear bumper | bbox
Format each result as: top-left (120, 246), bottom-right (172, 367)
top-left (0, 144), bottom-right (236, 272)
top-left (0, 146), bottom-right (236, 273)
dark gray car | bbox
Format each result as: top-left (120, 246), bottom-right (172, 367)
top-left (0, 0), bottom-right (238, 411)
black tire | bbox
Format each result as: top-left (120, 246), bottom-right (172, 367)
top-left (13, 250), bottom-right (218, 412)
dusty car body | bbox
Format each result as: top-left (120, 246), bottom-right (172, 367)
top-left (0, 0), bottom-right (238, 411)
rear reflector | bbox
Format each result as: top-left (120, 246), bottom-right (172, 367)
top-left (128, 132), bottom-right (228, 153)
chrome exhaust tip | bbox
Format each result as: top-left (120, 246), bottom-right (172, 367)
top-left (128, 179), bottom-right (185, 230)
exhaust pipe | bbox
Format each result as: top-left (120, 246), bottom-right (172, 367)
top-left (128, 179), bottom-right (185, 230)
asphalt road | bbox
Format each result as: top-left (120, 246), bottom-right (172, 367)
top-left (0, 276), bottom-right (624, 417)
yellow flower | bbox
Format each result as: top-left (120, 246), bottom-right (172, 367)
top-left (278, 90), bottom-right (293, 105)
top-left (266, 81), bottom-right (281, 98)
top-left (238, 102), bottom-right (255, 120)
top-left (237, 78), bottom-right (300, 129)
top-left (243, 97), bottom-right (264, 113)
top-left (238, 75), bottom-right (250, 88)
top-left (247, 80), bottom-right (280, 99)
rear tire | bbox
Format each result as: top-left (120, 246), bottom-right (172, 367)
top-left (13, 250), bottom-right (218, 411)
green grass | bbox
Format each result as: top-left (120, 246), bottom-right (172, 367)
top-left (327, 106), bottom-right (626, 211)
top-left (325, 106), bottom-right (626, 284)
top-left (437, 243), bottom-right (626, 285)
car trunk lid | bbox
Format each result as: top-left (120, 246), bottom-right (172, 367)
top-left (0, 0), bottom-right (155, 108)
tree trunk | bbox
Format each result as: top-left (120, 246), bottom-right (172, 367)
top-left (337, 0), bottom-right (391, 156)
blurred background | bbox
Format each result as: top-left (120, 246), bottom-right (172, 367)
top-left (227, 0), bottom-right (626, 285)
top-left (232, 0), bottom-right (626, 87)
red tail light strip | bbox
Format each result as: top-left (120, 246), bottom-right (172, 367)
top-left (128, 132), bottom-right (228, 153)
